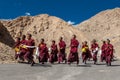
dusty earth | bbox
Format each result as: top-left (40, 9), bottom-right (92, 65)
top-left (0, 59), bottom-right (120, 80)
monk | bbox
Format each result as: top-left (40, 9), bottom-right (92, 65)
top-left (24, 34), bottom-right (35, 66)
top-left (91, 39), bottom-right (99, 64)
top-left (38, 39), bottom-right (49, 64)
top-left (82, 41), bottom-right (90, 64)
top-left (49, 40), bottom-right (58, 64)
top-left (105, 39), bottom-right (114, 66)
top-left (88, 44), bottom-right (92, 61)
top-left (58, 37), bottom-right (67, 64)
top-left (14, 37), bottom-right (21, 60)
top-left (19, 35), bottom-right (27, 61)
top-left (68, 35), bottom-right (79, 65)
top-left (101, 41), bottom-right (107, 62)
top-left (45, 44), bottom-right (49, 62)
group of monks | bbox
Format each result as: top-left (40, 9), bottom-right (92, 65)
top-left (14, 34), bottom-right (114, 66)
top-left (81, 39), bottom-right (114, 66)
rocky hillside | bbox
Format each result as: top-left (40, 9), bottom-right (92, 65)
top-left (1, 7), bottom-right (120, 63)
top-left (0, 14), bottom-right (86, 63)
top-left (77, 8), bottom-right (120, 57)
top-left (0, 22), bottom-right (15, 63)
top-left (1, 14), bottom-right (86, 47)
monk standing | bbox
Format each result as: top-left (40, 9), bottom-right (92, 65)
top-left (14, 37), bottom-right (21, 60)
top-left (101, 41), bottom-right (107, 62)
top-left (68, 35), bottom-right (79, 65)
top-left (106, 39), bottom-right (114, 66)
top-left (82, 41), bottom-right (90, 64)
top-left (49, 40), bottom-right (58, 64)
top-left (38, 39), bottom-right (49, 64)
top-left (24, 34), bottom-right (35, 66)
top-left (19, 35), bottom-right (27, 62)
top-left (91, 39), bottom-right (99, 64)
top-left (58, 37), bottom-right (67, 64)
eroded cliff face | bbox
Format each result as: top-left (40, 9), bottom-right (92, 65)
top-left (0, 21), bottom-right (15, 63)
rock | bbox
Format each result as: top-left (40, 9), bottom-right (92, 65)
top-left (0, 14), bottom-right (86, 63)
top-left (77, 8), bottom-right (120, 58)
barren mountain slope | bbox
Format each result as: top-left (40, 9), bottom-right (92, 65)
top-left (0, 14), bottom-right (87, 63)
top-left (1, 14), bottom-right (86, 47)
top-left (77, 8), bottom-right (120, 57)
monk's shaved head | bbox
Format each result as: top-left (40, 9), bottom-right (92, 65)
top-left (107, 39), bottom-right (110, 44)
top-left (27, 33), bottom-right (32, 40)
top-left (92, 39), bottom-right (96, 43)
top-left (84, 41), bottom-right (87, 44)
top-left (59, 37), bottom-right (63, 41)
top-left (72, 34), bottom-right (76, 39)
top-left (41, 38), bottom-right (44, 43)
top-left (52, 40), bottom-right (55, 43)
top-left (102, 40), bottom-right (106, 43)
top-left (22, 35), bottom-right (26, 40)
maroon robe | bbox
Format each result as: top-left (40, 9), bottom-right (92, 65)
top-left (24, 39), bottom-right (35, 62)
top-left (49, 43), bottom-right (58, 63)
top-left (82, 45), bottom-right (90, 64)
top-left (58, 40), bottom-right (66, 63)
top-left (68, 38), bottom-right (79, 64)
top-left (19, 39), bottom-right (27, 61)
top-left (14, 40), bottom-right (21, 59)
top-left (106, 43), bottom-right (114, 65)
top-left (91, 43), bottom-right (99, 64)
top-left (101, 43), bottom-right (107, 62)
top-left (38, 43), bottom-right (49, 63)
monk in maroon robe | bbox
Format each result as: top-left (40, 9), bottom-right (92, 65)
top-left (68, 35), bottom-right (79, 65)
top-left (91, 39), bottom-right (99, 64)
top-left (24, 34), bottom-right (35, 66)
top-left (49, 40), bottom-right (58, 64)
top-left (101, 41), bottom-right (107, 62)
top-left (19, 35), bottom-right (27, 61)
top-left (14, 37), bottom-right (21, 60)
top-left (38, 39), bottom-right (49, 64)
top-left (45, 44), bottom-right (49, 62)
top-left (58, 37), bottom-right (67, 64)
top-left (105, 39), bottom-right (114, 66)
top-left (88, 48), bottom-right (92, 61)
top-left (82, 41), bottom-right (90, 64)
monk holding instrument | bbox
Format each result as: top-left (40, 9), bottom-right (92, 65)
top-left (91, 39), bottom-right (99, 64)
top-left (14, 37), bottom-right (21, 60)
top-left (24, 34), bottom-right (35, 66)
top-left (82, 41), bottom-right (90, 64)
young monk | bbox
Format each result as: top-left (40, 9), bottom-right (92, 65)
top-left (68, 35), bottom-right (79, 65)
top-left (58, 37), bottom-right (67, 64)
top-left (91, 39), bottom-right (99, 64)
top-left (82, 41), bottom-right (90, 64)
top-left (101, 41), bottom-right (107, 62)
top-left (14, 37), bottom-right (21, 60)
top-left (38, 39), bottom-right (49, 64)
top-left (24, 34), bottom-right (35, 66)
top-left (105, 39), bottom-right (114, 66)
top-left (19, 35), bottom-right (27, 62)
top-left (49, 40), bottom-right (58, 64)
